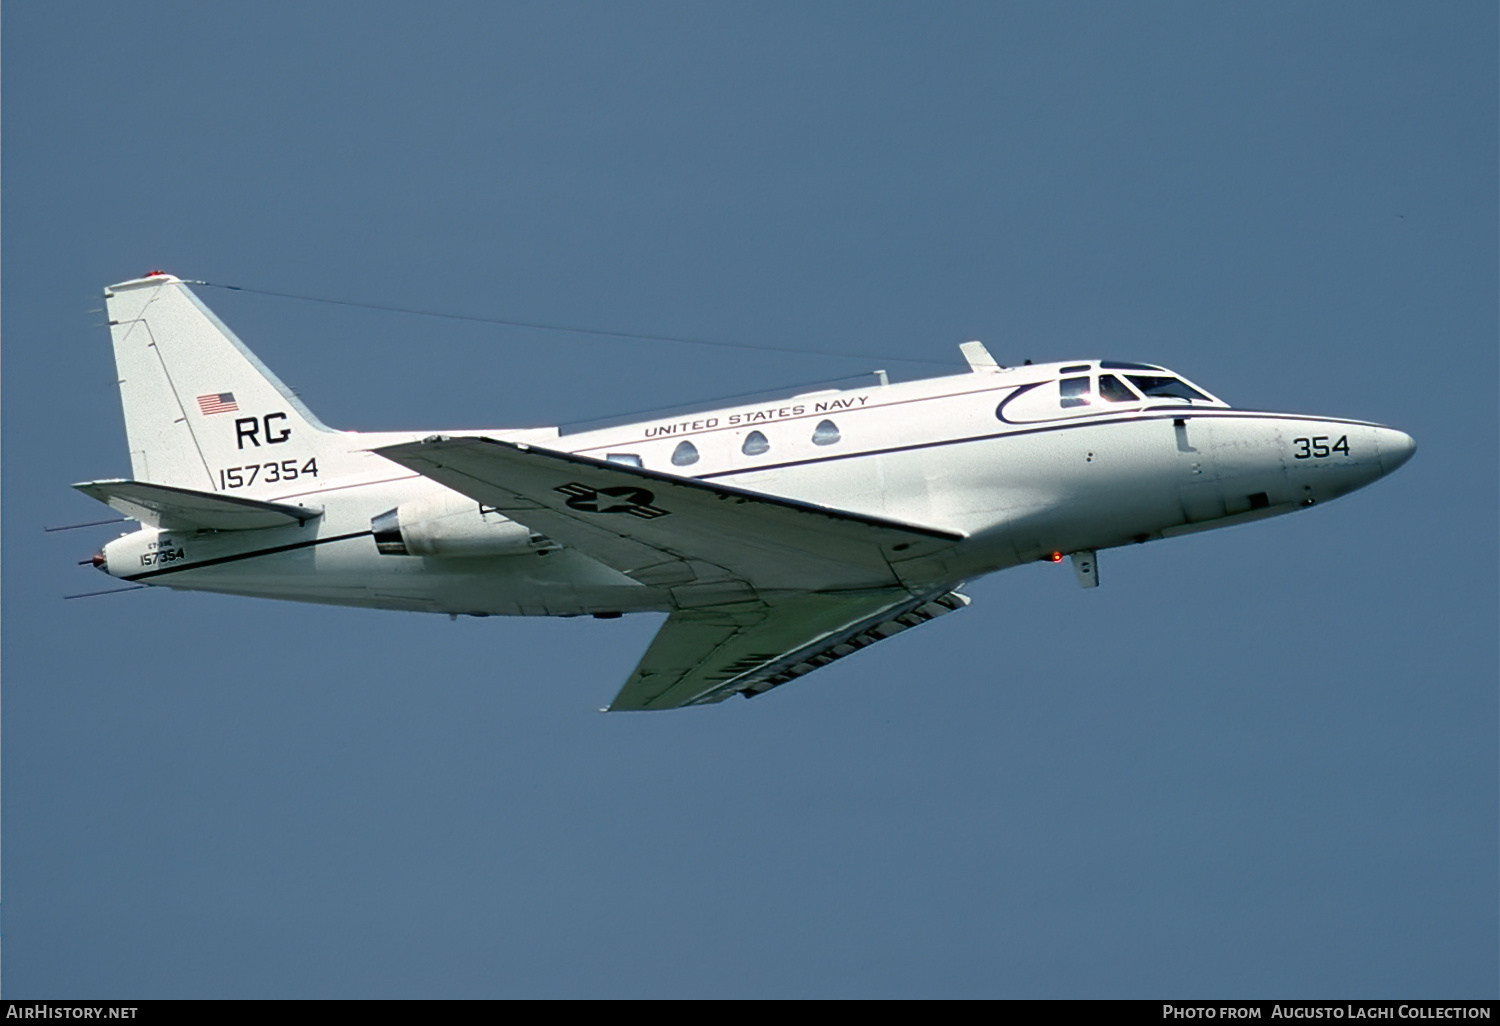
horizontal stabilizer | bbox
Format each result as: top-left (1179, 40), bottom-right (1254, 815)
top-left (73, 479), bottom-right (323, 531)
top-left (611, 588), bottom-right (970, 711)
top-left (374, 436), bottom-right (963, 595)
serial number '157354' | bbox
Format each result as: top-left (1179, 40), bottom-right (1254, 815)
top-left (141, 547), bottom-right (186, 567)
top-left (218, 458), bottom-right (320, 490)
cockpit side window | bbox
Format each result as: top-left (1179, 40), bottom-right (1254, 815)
top-left (1126, 375), bottom-right (1210, 403)
top-left (1059, 376), bottom-right (1091, 409)
top-left (1098, 374), bottom-right (1139, 403)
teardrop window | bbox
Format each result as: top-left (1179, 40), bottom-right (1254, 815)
top-left (671, 440), bottom-right (700, 466)
top-left (741, 430), bottom-right (770, 456)
top-left (811, 419), bottom-right (841, 445)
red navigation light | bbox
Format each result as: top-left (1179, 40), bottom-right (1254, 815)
top-left (145, 269), bottom-right (168, 277)
top-left (1047, 552), bottom-right (1064, 563)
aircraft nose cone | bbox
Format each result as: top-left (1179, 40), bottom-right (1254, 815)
top-left (1378, 428), bottom-right (1417, 476)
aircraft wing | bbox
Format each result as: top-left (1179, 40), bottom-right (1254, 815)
top-left (374, 436), bottom-right (963, 596)
top-left (611, 588), bottom-right (970, 710)
top-left (74, 479), bottom-right (323, 531)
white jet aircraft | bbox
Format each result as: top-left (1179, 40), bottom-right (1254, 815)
top-left (76, 273), bottom-right (1415, 710)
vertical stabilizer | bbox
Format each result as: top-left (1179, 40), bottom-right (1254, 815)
top-left (104, 273), bottom-right (355, 490)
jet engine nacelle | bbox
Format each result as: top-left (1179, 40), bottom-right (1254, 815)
top-left (372, 492), bottom-right (552, 558)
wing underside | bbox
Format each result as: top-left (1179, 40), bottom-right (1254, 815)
top-left (613, 588), bottom-right (970, 710)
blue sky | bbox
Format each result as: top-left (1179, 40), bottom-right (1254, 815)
top-left (5, 1), bottom-right (1495, 998)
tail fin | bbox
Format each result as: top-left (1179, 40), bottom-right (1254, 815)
top-left (104, 273), bottom-right (359, 490)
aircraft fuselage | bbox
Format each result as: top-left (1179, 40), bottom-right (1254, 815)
top-left (98, 362), bottom-right (1413, 616)
top-left (77, 274), bottom-right (1413, 708)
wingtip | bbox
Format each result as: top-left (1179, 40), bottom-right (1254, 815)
top-left (104, 271), bottom-right (186, 292)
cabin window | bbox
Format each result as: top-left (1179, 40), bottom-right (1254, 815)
top-left (1059, 376), bottom-right (1092, 409)
top-left (742, 431), bottom-right (770, 456)
top-left (606, 453), bottom-right (643, 468)
top-left (1098, 374), bottom-right (1138, 403)
top-left (811, 419), bottom-right (841, 445)
top-left (670, 440), bottom-right (700, 467)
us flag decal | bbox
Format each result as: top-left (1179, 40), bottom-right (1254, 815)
top-left (196, 392), bottom-right (239, 415)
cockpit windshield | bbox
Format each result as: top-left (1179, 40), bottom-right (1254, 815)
top-left (1124, 375), bottom-right (1211, 403)
top-left (996, 362), bottom-right (1224, 424)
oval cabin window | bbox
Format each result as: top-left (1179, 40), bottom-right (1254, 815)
top-left (812, 420), bottom-right (841, 445)
top-left (671, 440), bottom-right (700, 466)
top-left (741, 431), bottom-right (770, 456)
